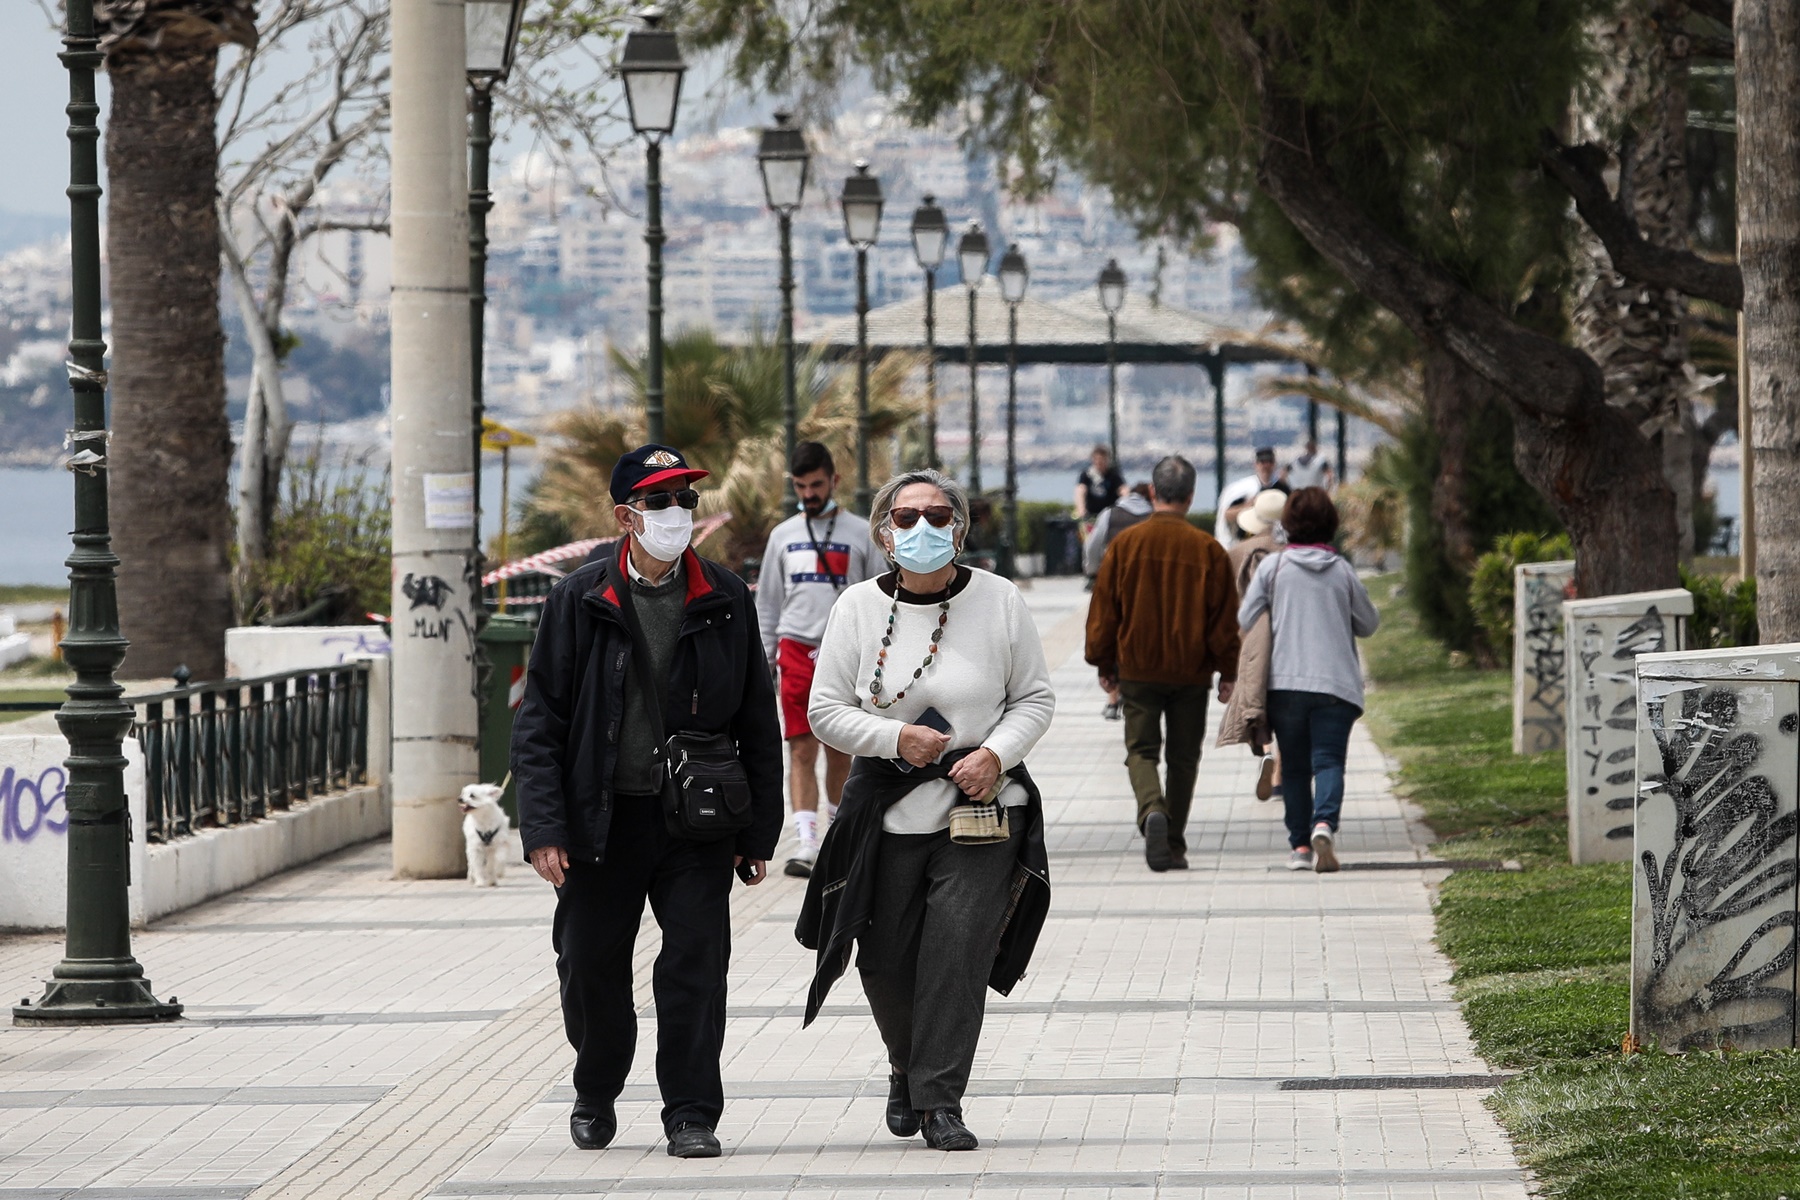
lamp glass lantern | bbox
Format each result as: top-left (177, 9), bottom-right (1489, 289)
top-left (840, 160), bottom-right (884, 248)
top-left (466, 0), bottom-right (527, 82)
top-left (1098, 258), bottom-right (1127, 314)
top-left (958, 223), bottom-right (989, 289)
top-left (618, 7), bottom-right (686, 137)
top-left (911, 195), bottom-right (948, 269)
top-left (757, 110), bottom-right (809, 213)
top-left (999, 245), bottom-right (1029, 304)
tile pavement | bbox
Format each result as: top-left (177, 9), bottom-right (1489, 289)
top-left (0, 576), bottom-right (1525, 1199)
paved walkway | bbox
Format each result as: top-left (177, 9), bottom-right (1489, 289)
top-left (0, 577), bottom-right (1524, 1199)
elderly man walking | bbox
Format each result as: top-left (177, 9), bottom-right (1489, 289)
top-left (1085, 455), bottom-right (1241, 872)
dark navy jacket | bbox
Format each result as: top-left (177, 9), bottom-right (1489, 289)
top-left (510, 538), bottom-right (783, 864)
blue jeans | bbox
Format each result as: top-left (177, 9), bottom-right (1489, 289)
top-left (1267, 690), bottom-right (1361, 849)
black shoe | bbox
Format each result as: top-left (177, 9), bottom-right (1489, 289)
top-left (783, 856), bottom-right (813, 878)
top-left (886, 1073), bottom-right (921, 1137)
top-left (1169, 848), bottom-right (1188, 870)
top-left (921, 1107), bottom-right (979, 1151)
top-left (1143, 811), bottom-right (1172, 873)
top-left (667, 1122), bottom-right (721, 1158)
top-left (570, 1098), bottom-right (616, 1150)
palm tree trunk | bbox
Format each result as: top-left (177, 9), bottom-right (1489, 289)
top-left (106, 45), bottom-right (233, 678)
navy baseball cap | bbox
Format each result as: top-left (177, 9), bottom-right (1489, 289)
top-left (610, 443), bottom-right (709, 504)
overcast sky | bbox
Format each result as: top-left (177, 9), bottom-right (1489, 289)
top-left (2, 3), bottom-right (93, 216)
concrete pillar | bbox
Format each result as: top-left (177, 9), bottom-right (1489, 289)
top-left (1633, 645), bottom-right (1800, 1052)
top-left (388, 0), bottom-right (477, 878)
top-left (1512, 560), bottom-right (1574, 754)
top-left (1563, 588), bottom-right (1692, 865)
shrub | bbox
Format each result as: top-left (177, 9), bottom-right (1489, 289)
top-left (1468, 531), bottom-right (1574, 666)
top-left (235, 450), bottom-right (391, 625)
top-left (1680, 564), bottom-right (1758, 649)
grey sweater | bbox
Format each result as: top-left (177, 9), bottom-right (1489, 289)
top-left (614, 563), bottom-right (687, 795)
top-left (1237, 547), bottom-right (1379, 709)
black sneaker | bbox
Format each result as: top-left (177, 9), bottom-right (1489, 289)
top-left (1143, 811), bottom-right (1172, 873)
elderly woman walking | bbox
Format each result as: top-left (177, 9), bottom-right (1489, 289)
top-left (1238, 487), bottom-right (1379, 872)
top-left (796, 468), bottom-right (1056, 1152)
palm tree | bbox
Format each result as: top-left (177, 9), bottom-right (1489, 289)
top-left (97, 0), bottom-right (256, 678)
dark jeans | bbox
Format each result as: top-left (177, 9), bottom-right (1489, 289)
top-left (552, 793), bottom-right (734, 1133)
top-left (857, 822), bottom-right (1021, 1112)
top-left (1118, 680), bottom-right (1209, 854)
top-left (1267, 689), bottom-right (1361, 849)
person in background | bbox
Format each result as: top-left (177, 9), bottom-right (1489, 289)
top-left (1073, 444), bottom-right (1125, 526)
top-left (1287, 438), bottom-right (1334, 491)
top-left (1086, 455), bottom-right (1240, 873)
top-left (1237, 487), bottom-right (1379, 873)
top-left (1083, 482), bottom-right (1154, 717)
top-left (756, 442), bottom-right (881, 878)
top-left (1226, 488), bottom-right (1288, 800)
top-left (1214, 447), bottom-right (1289, 548)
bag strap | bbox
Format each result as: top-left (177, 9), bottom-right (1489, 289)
top-left (605, 548), bottom-right (670, 750)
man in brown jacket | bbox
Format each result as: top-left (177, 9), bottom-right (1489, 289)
top-left (1085, 455), bottom-right (1240, 872)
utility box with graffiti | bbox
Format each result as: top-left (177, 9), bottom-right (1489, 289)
top-left (1633, 645), bottom-right (1800, 1052)
top-left (1563, 588), bottom-right (1692, 865)
top-left (1513, 560), bottom-right (1575, 754)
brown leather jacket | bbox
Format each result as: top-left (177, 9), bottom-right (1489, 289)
top-left (1085, 512), bottom-right (1241, 686)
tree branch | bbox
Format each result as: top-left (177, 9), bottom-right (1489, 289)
top-left (1688, 0), bottom-right (1734, 26)
top-left (1542, 135), bottom-right (1744, 308)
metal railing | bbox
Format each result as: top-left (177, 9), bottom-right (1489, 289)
top-left (135, 662), bottom-right (371, 843)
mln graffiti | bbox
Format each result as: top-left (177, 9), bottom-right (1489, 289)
top-left (1, 765), bottom-right (68, 843)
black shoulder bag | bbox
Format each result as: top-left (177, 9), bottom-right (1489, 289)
top-left (607, 556), bottom-right (755, 842)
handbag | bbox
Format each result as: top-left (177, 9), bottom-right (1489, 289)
top-left (607, 555), bottom-right (755, 842)
top-left (949, 773), bottom-right (1011, 845)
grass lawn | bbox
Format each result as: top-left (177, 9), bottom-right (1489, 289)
top-left (1362, 575), bottom-right (1800, 1198)
top-left (0, 687), bottom-right (67, 725)
top-left (0, 584), bottom-right (65, 605)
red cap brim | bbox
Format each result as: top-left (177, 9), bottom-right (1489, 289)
top-left (634, 466), bottom-right (710, 492)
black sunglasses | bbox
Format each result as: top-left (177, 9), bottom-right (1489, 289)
top-left (632, 489), bottom-right (701, 512)
top-left (889, 505), bottom-right (956, 529)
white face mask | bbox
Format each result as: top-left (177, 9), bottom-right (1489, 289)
top-left (635, 506), bottom-right (693, 562)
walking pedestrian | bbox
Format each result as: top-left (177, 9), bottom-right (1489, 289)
top-left (1214, 447), bottom-right (1289, 548)
top-left (1084, 482), bottom-right (1154, 718)
top-left (1221, 488), bottom-right (1288, 800)
top-left (797, 468), bottom-right (1055, 1153)
top-left (1287, 438), bottom-right (1335, 491)
top-left (1086, 455), bottom-right (1241, 872)
top-left (1073, 444), bottom-right (1125, 526)
top-left (1237, 487), bottom-right (1380, 873)
top-left (512, 444), bottom-right (784, 1159)
top-left (756, 442), bottom-right (880, 878)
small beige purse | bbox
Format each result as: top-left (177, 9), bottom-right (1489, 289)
top-left (949, 776), bottom-right (1011, 845)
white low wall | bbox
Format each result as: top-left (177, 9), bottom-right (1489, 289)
top-left (0, 734), bottom-right (146, 930)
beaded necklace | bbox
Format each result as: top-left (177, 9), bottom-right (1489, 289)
top-left (867, 584), bottom-right (950, 709)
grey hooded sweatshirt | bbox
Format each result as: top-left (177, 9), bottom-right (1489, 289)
top-left (1237, 546), bottom-right (1379, 710)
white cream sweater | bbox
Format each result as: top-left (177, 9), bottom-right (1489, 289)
top-left (809, 568), bottom-right (1057, 833)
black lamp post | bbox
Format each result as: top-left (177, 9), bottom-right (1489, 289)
top-left (840, 160), bottom-right (884, 514)
top-left (14, 0), bottom-right (179, 1027)
top-left (957, 222), bottom-right (989, 494)
top-left (910, 196), bottom-right (948, 470)
top-left (998, 245), bottom-right (1028, 580)
top-left (617, 6), bottom-right (686, 444)
top-left (757, 111), bottom-right (810, 509)
top-left (1098, 258), bottom-right (1126, 465)
top-left (466, 0), bottom-right (526, 557)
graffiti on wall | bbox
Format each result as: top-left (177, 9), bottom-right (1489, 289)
top-left (1516, 567), bottom-right (1571, 753)
top-left (1, 765), bottom-right (67, 843)
top-left (1574, 608), bottom-right (1669, 844)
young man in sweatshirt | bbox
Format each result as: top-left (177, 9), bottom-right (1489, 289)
top-left (755, 442), bottom-right (880, 877)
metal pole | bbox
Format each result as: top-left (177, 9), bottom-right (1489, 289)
top-left (1209, 354), bottom-right (1227, 505)
top-left (15, 0), bottom-right (180, 1026)
top-left (855, 246), bottom-right (872, 514)
top-left (1335, 408), bottom-right (1347, 485)
top-left (1002, 302), bottom-right (1019, 579)
top-left (1106, 313), bottom-right (1119, 465)
top-left (388, 0), bottom-right (477, 879)
top-left (1307, 399), bottom-right (1319, 443)
top-left (645, 140), bottom-right (665, 444)
top-left (967, 288), bottom-right (981, 495)
top-left (469, 83), bottom-right (492, 553)
top-left (924, 268), bottom-right (938, 469)
top-left (779, 210), bottom-right (797, 509)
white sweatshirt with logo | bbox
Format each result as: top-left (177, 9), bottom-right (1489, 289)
top-left (755, 506), bottom-right (879, 661)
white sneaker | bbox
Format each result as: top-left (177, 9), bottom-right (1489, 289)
top-left (784, 844), bottom-right (818, 878)
top-left (1285, 847), bottom-right (1313, 871)
top-left (1311, 823), bottom-right (1339, 873)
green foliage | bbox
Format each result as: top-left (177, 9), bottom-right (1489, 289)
top-left (235, 451), bottom-right (391, 624)
top-left (1436, 865), bottom-right (1631, 979)
top-left (1012, 500), bottom-right (1072, 557)
top-left (1458, 965), bottom-right (1629, 1068)
top-left (1680, 565), bottom-right (1759, 649)
top-left (1469, 531), bottom-right (1575, 667)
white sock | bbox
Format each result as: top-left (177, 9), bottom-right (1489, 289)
top-left (793, 810), bottom-right (819, 853)
top-left (824, 801), bottom-right (839, 826)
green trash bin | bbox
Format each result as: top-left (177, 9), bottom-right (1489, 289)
top-left (478, 613), bottom-right (537, 821)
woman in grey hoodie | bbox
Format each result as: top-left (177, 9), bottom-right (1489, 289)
top-left (1237, 488), bottom-right (1380, 873)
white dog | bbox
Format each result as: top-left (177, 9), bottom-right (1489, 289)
top-left (459, 783), bottom-right (512, 887)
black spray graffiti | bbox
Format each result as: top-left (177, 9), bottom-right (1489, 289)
top-left (1574, 607), bottom-right (1667, 842)
top-left (402, 574), bottom-right (453, 612)
top-left (1518, 572), bottom-right (1567, 751)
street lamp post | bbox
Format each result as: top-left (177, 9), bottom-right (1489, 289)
top-left (14, 0), bottom-right (179, 1026)
top-left (617, 6), bottom-right (687, 444)
top-left (757, 111), bottom-right (810, 509)
top-left (466, 0), bottom-right (526, 560)
top-left (1098, 258), bottom-right (1126, 466)
top-left (998, 245), bottom-right (1029, 581)
top-left (910, 196), bottom-right (948, 470)
top-left (840, 160), bottom-right (884, 514)
top-left (957, 222), bottom-right (989, 494)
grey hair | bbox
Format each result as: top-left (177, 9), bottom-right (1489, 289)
top-left (868, 468), bottom-right (972, 556)
top-left (1151, 454), bottom-right (1197, 505)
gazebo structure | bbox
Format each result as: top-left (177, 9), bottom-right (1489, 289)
top-left (808, 290), bottom-right (1320, 501)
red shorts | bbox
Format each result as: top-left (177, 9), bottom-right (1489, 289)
top-left (777, 637), bottom-right (820, 740)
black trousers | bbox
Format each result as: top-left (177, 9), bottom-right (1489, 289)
top-left (552, 793), bottom-right (734, 1133)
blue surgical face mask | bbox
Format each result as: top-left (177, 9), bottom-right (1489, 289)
top-left (890, 520), bottom-right (958, 573)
